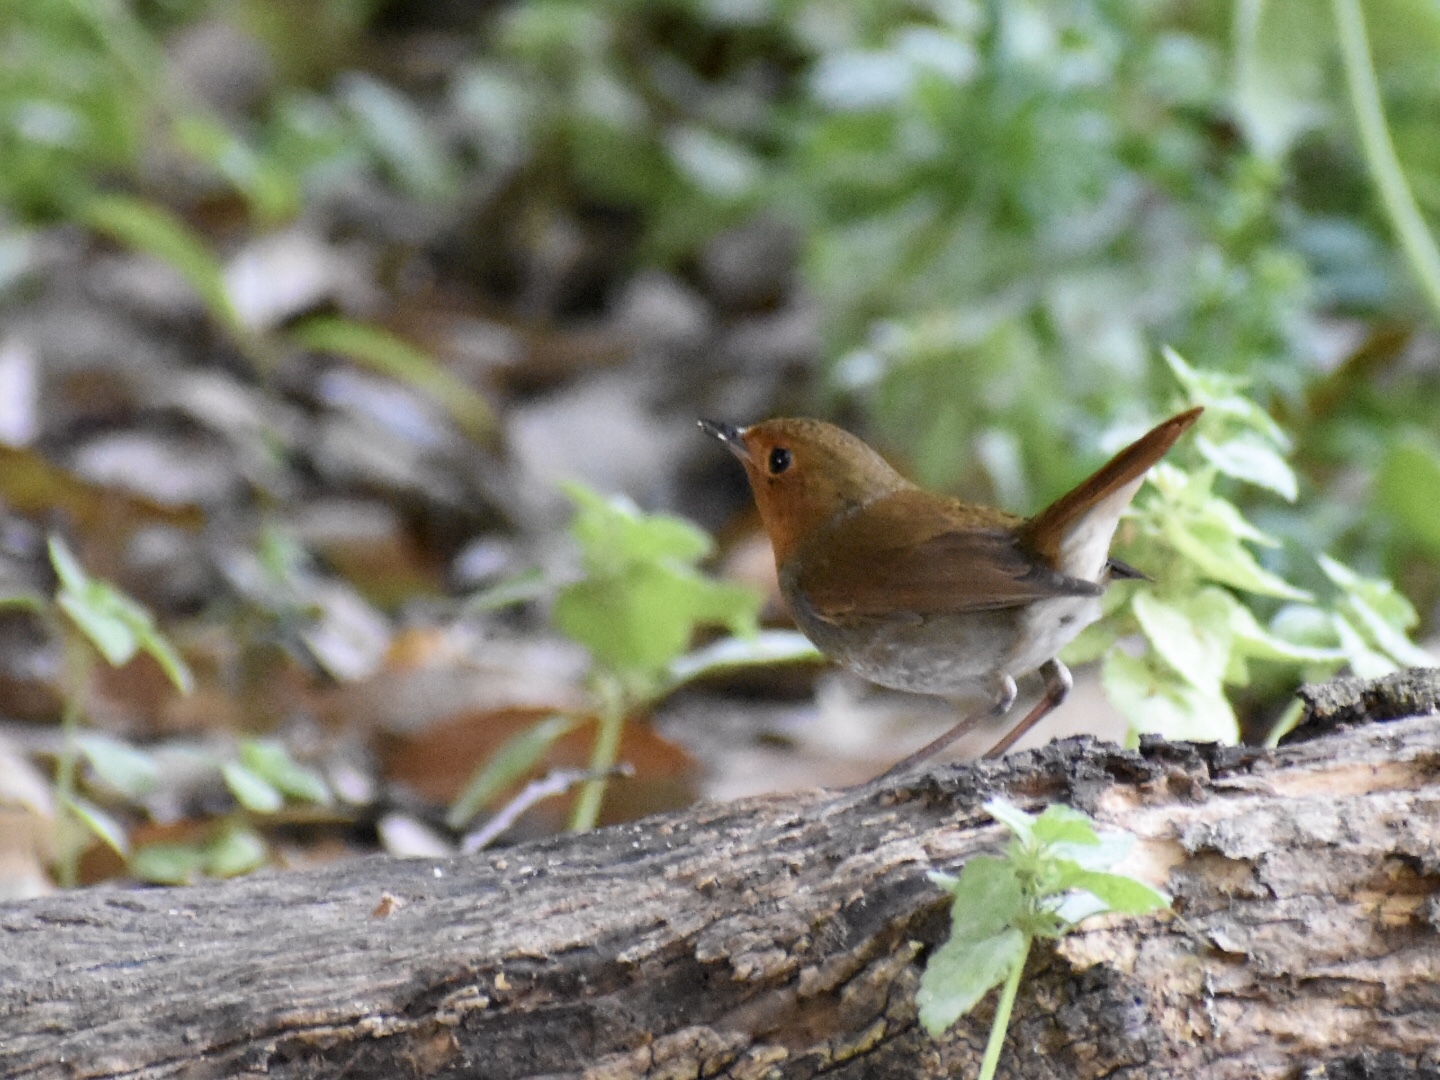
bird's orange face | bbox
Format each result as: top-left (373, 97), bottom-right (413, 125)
top-left (699, 417), bottom-right (912, 567)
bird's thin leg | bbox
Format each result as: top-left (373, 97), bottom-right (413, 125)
top-left (982, 659), bottom-right (1072, 759)
top-left (872, 674), bottom-right (1018, 781)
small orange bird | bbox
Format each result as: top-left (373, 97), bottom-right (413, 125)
top-left (700, 408), bottom-right (1202, 777)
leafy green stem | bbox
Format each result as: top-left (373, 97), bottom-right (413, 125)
top-left (53, 633), bottom-right (93, 889)
top-left (977, 937), bottom-right (1029, 1080)
top-left (1332, 0), bottom-right (1440, 324)
top-left (568, 677), bottom-right (627, 832)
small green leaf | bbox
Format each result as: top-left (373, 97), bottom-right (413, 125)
top-left (47, 534), bottom-right (90, 594)
top-left (291, 316), bottom-right (498, 444)
top-left (58, 589), bottom-right (138, 666)
top-left (173, 114), bottom-right (298, 224)
top-left (555, 564), bottom-right (760, 678)
top-left (1263, 698), bottom-right (1307, 749)
top-left (340, 73), bottom-right (458, 201)
top-left (1330, 611), bottom-right (1397, 679)
top-left (80, 195), bottom-right (242, 334)
top-left (130, 842), bottom-right (208, 885)
top-left (67, 796), bottom-right (129, 857)
top-left (1161, 348), bottom-right (1290, 447)
top-left (1056, 866), bottom-right (1170, 914)
top-left (1049, 829), bottom-right (1135, 872)
top-left (1195, 433), bottom-right (1297, 501)
top-left (1162, 515), bottom-right (1310, 600)
top-left (563, 483), bottom-right (716, 569)
top-left (1228, 602), bottom-right (1346, 664)
top-left (982, 798), bottom-right (1035, 844)
top-left (0, 587), bottom-right (47, 613)
top-left (1032, 804), bottom-right (1100, 847)
top-left (239, 740), bottom-right (331, 805)
top-left (664, 630), bottom-right (823, 689)
top-left (447, 713), bottom-right (581, 829)
top-left (222, 761), bottom-right (284, 814)
top-left (916, 928), bottom-right (1025, 1035)
top-left (49, 537), bottom-right (194, 691)
top-left (1132, 588), bottom-right (1235, 691)
top-left (1103, 649), bottom-right (1240, 743)
top-left (463, 568), bottom-right (549, 614)
top-left (133, 628), bottom-right (194, 696)
top-left (204, 824), bottom-right (269, 878)
top-left (944, 855), bottom-right (1025, 942)
top-left (77, 734), bottom-right (158, 799)
top-left (1319, 554), bottom-right (1421, 631)
top-left (1344, 594), bottom-right (1434, 668)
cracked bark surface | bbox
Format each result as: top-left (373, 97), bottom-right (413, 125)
top-left (3, 672), bottom-right (1440, 1080)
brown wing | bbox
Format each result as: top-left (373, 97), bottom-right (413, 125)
top-left (791, 490), bottom-right (1102, 619)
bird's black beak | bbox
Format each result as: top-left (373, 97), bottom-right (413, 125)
top-left (698, 418), bottom-right (750, 463)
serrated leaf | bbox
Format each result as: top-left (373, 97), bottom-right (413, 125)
top-left (1196, 433), bottom-right (1297, 500)
top-left (291, 316), bottom-right (498, 444)
top-left (130, 842), bottom-right (208, 885)
top-left (1229, 602), bottom-right (1346, 664)
top-left (239, 740), bottom-right (331, 805)
top-left (222, 761), bottom-right (284, 813)
top-left (77, 733), bottom-right (158, 799)
top-left (447, 713), bottom-right (581, 829)
top-left (563, 483), bottom-right (715, 569)
top-left (916, 928), bottom-right (1025, 1035)
top-left (1132, 588), bottom-right (1235, 690)
top-left (1032, 804), bottom-right (1100, 847)
top-left (204, 824), bottom-right (268, 878)
top-left (1162, 515), bottom-right (1310, 600)
top-left (1161, 348), bottom-right (1290, 447)
top-left (555, 563), bottom-right (760, 678)
top-left (983, 798), bottom-right (1035, 844)
top-left (946, 854), bottom-right (1025, 942)
top-left (67, 796), bottom-right (129, 857)
top-left (1056, 865), bottom-right (1170, 914)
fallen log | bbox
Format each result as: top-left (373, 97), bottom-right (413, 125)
top-left (3, 671), bottom-right (1440, 1079)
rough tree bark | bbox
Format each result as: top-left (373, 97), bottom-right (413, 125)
top-left (3, 671), bottom-right (1440, 1080)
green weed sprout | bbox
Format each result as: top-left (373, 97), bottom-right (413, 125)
top-left (12, 536), bottom-right (331, 887)
top-left (449, 481), bottom-right (819, 838)
top-left (918, 798), bottom-right (1169, 1079)
top-left (1066, 349), bottom-right (1429, 748)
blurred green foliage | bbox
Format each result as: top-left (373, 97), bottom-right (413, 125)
top-left (38, 536), bottom-right (330, 886)
top-left (4, 0), bottom-right (1440, 770)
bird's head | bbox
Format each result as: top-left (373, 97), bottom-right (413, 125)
top-left (699, 417), bottom-right (911, 566)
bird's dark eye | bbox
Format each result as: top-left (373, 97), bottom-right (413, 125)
top-left (768, 447), bottom-right (792, 475)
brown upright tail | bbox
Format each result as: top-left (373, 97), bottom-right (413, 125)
top-left (1019, 407), bottom-right (1203, 573)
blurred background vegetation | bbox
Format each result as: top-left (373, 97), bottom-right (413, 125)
top-left (2, 0), bottom-right (1439, 893)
